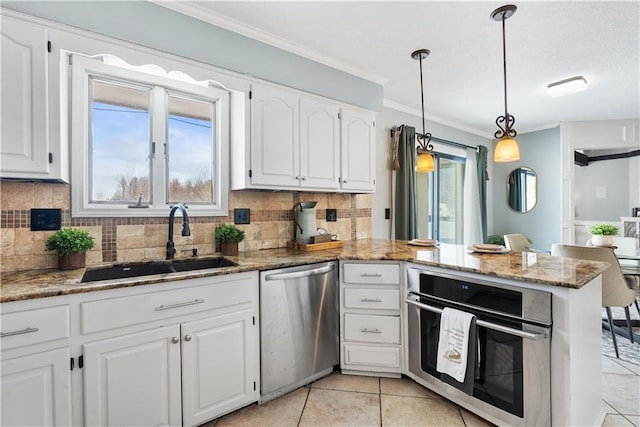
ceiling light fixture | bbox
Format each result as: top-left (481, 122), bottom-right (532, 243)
top-left (491, 4), bottom-right (520, 163)
top-left (547, 76), bottom-right (588, 97)
top-left (411, 48), bottom-right (435, 173)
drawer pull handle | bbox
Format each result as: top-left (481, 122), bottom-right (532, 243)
top-left (361, 298), bottom-right (383, 303)
top-left (360, 273), bottom-right (382, 277)
top-left (155, 299), bottom-right (204, 311)
top-left (361, 328), bottom-right (382, 334)
top-left (1, 327), bottom-right (39, 338)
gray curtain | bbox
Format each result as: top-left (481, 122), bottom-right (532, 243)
top-left (476, 146), bottom-right (488, 242)
top-left (394, 125), bottom-right (418, 240)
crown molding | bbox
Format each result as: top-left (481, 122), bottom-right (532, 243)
top-left (149, 0), bottom-right (388, 85)
top-left (382, 99), bottom-right (493, 139)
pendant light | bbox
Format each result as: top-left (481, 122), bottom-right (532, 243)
top-left (491, 4), bottom-right (520, 162)
top-left (411, 49), bottom-right (435, 173)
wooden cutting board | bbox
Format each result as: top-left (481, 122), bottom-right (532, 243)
top-left (286, 240), bottom-right (344, 251)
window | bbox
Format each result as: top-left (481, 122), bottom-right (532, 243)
top-left (416, 153), bottom-right (466, 243)
top-left (71, 54), bottom-right (229, 217)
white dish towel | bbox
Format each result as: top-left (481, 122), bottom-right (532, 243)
top-left (436, 307), bottom-right (475, 383)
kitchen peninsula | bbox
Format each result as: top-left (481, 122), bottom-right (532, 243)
top-left (1, 239), bottom-right (609, 426)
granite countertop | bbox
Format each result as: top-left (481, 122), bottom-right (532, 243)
top-left (0, 239), bottom-right (609, 303)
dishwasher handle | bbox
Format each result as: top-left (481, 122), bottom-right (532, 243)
top-left (264, 263), bottom-right (334, 281)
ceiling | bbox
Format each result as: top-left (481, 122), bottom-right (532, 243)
top-left (157, 1), bottom-right (639, 138)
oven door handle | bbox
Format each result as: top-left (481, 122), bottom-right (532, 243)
top-left (405, 297), bottom-right (548, 341)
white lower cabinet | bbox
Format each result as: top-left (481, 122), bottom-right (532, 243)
top-left (83, 307), bottom-right (256, 427)
top-left (83, 325), bottom-right (182, 427)
top-left (1, 271), bottom-right (259, 427)
top-left (181, 309), bottom-right (256, 427)
top-left (81, 274), bottom-right (259, 427)
top-left (1, 347), bottom-right (72, 427)
top-left (340, 261), bottom-right (402, 376)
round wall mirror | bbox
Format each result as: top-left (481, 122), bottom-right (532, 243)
top-left (507, 167), bottom-right (537, 213)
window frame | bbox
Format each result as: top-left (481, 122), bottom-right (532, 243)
top-left (70, 54), bottom-right (229, 217)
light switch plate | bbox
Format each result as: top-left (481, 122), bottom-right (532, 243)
top-left (234, 208), bottom-right (250, 224)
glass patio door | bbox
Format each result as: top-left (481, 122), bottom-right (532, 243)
top-left (416, 154), bottom-right (465, 243)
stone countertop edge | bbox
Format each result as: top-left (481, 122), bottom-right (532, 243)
top-left (0, 239), bottom-right (610, 303)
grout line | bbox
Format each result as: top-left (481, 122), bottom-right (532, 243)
top-left (296, 387), bottom-right (310, 427)
top-left (602, 398), bottom-right (623, 416)
top-left (378, 377), bottom-right (382, 427)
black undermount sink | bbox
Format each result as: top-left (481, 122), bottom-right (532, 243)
top-left (81, 257), bottom-right (237, 283)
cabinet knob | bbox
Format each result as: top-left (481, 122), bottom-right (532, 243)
top-left (343, 179), bottom-right (348, 183)
top-left (171, 337), bottom-right (180, 344)
top-left (184, 335), bottom-right (192, 342)
top-left (295, 176), bottom-right (301, 180)
top-left (301, 176), bottom-right (307, 181)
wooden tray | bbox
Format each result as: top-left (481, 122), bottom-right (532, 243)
top-left (286, 240), bottom-right (344, 251)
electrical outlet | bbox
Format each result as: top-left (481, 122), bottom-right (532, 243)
top-left (234, 208), bottom-right (250, 224)
top-left (326, 208), bottom-right (337, 222)
top-left (31, 208), bottom-right (61, 231)
top-left (385, 208), bottom-right (390, 220)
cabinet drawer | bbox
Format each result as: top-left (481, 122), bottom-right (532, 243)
top-left (342, 263), bottom-right (399, 285)
top-left (1, 305), bottom-right (70, 350)
top-left (343, 343), bottom-right (400, 368)
top-left (343, 288), bottom-right (399, 310)
top-left (343, 313), bottom-right (399, 344)
top-left (81, 277), bottom-right (254, 334)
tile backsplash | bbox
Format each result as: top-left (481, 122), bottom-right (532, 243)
top-left (0, 182), bottom-right (372, 272)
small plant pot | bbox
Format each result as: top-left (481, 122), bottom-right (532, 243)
top-left (220, 242), bottom-right (239, 256)
top-left (58, 252), bottom-right (86, 270)
top-left (591, 235), bottom-right (614, 247)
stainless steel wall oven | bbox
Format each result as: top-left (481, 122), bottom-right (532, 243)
top-left (406, 268), bottom-right (552, 426)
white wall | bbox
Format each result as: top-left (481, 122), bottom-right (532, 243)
top-left (372, 107), bottom-right (491, 239)
top-left (574, 156), bottom-right (633, 221)
top-left (492, 127), bottom-right (562, 251)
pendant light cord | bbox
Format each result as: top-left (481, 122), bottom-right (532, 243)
top-left (502, 15), bottom-right (509, 122)
top-left (419, 56), bottom-right (426, 137)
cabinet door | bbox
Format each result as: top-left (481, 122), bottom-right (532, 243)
top-left (340, 108), bottom-right (376, 192)
top-left (0, 16), bottom-right (50, 178)
top-left (181, 309), bottom-right (257, 427)
top-left (83, 325), bottom-right (182, 427)
top-left (1, 347), bottom-right (72, 427)
top-left (250, 83), bottom-right (300, 188)
top-left (300, 97), bottom-right (340, 189)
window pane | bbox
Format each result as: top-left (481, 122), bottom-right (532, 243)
top-left (438, 157), bottom-right (465, 244)
top-left (90, 79), bottom-right (151, 203)
top-left (167, 95), bottom-right (215, 204)
top-left (416, 172), bottom-right (433, 238)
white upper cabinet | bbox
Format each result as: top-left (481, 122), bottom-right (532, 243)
top-left (250, 83), bottom-right (300, 188)
top-left (237, 82), bottom-right (375, 193)
top-left (0, 14), bottom-right (65, 181)
top-left (340, 107), bottom-right (376, 192)
top-left (300, 97), bottom-right (340, 189)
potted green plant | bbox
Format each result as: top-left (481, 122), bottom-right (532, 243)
top-left (45, 228), bottom-right (95, 270)
top-left (589, 223), bottom-right (619, 247)
top-left (215, 224), bottom-right (245, 256)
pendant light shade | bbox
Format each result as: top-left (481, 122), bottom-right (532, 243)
top-left (411, 48), bottom-right (435, 173)
top-left (416, 151), bottom-right (435, 173)
top-left (491, 4), bottom-right (520, 163)
top-left (494, 137), bottom-right (520, 162)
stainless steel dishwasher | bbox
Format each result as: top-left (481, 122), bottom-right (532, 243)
top-left (259, 261), bottom-right (338, 403)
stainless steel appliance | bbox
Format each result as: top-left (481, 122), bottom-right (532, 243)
top-left (406, 268), bottom-right (552, 426)
top-left (259, 262), bottom-right (338, 403)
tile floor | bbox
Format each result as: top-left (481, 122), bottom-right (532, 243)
top-left (204, 373), bottom-right (493, 427)
top-left (202, 358), bottom-right (639, 427)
